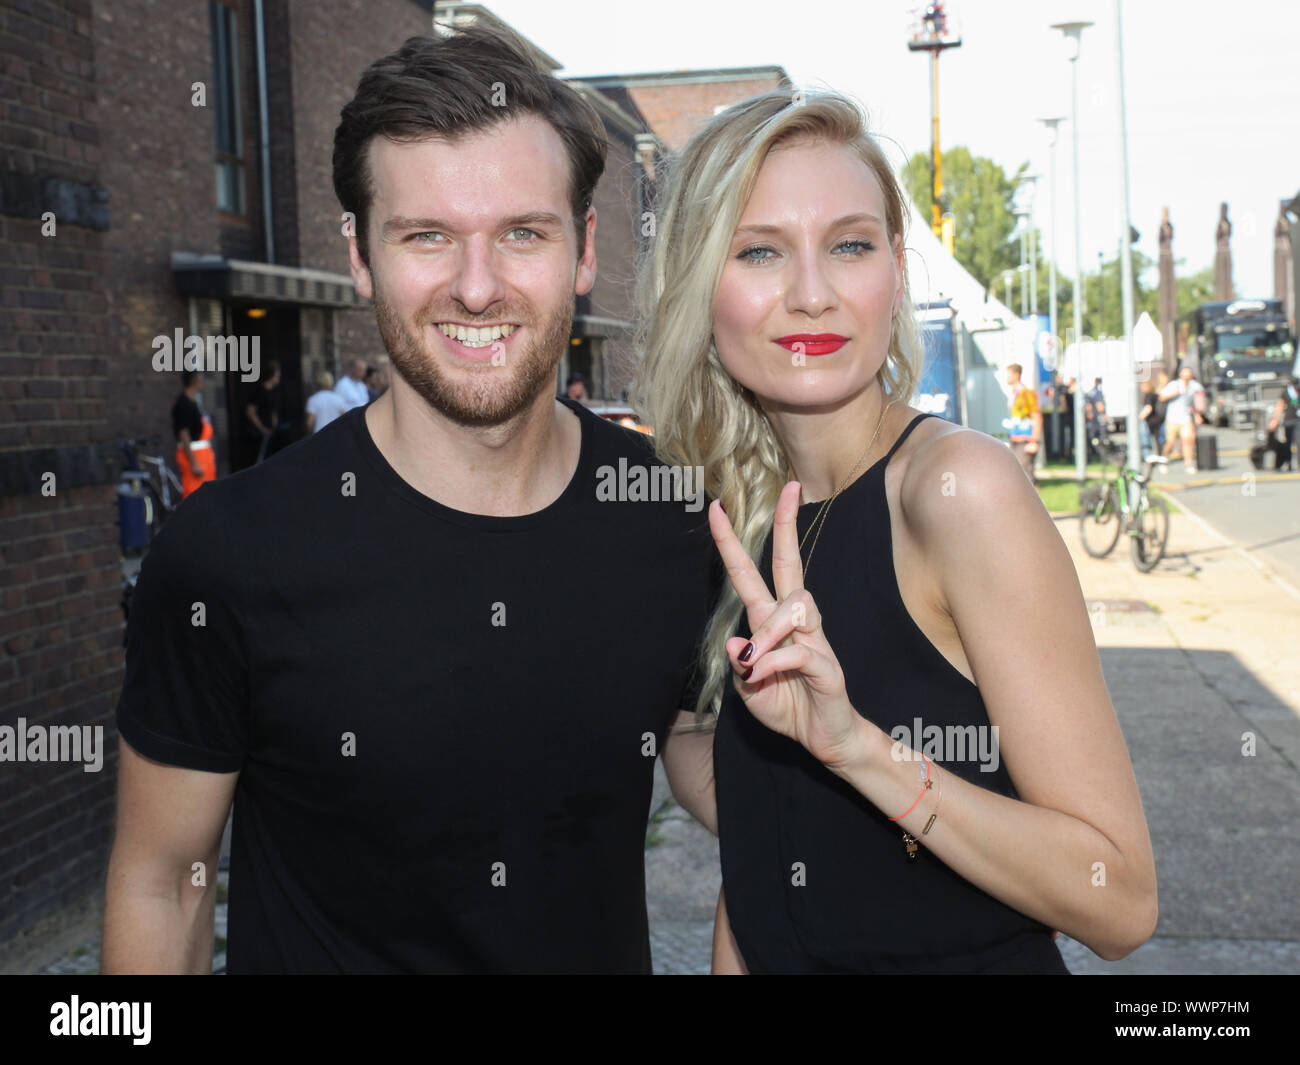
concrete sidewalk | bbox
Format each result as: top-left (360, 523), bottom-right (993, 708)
top-left (646, 504), bottom-right (1300, 974)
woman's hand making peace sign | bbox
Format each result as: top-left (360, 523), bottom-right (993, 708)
top-left (709, 481), bottom-right (864, 769)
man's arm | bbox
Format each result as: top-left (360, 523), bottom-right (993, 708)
top-left (244, 402), bottom-right (268, 436)
top-left (175, 426), bottom-right (200, 476)
top-left (102, 738), bottom-right (239, 974)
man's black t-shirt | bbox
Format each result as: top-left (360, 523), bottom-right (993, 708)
top-left (116, 398), bottom-right (720, 973)
top-left (172, 393), bottom-right (203, 441)
top-left (1141, 388), bottom-right (1165, 433)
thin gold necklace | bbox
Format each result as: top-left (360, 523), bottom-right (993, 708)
top-left (798, 398), bottom-right (899, 576)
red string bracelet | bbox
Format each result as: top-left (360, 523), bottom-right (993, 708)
top-left (887, 752), bottom-right (932, 821)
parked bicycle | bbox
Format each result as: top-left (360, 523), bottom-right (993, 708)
top-left (117, 436), bottom-right (184, 633)
top-left (118, 435), bottom-right (183, 547)
top-left (1078, 442), bottom-right (1171, 573)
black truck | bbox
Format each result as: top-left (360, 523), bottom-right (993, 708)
top-left (1177, 299), bottom-right (1296, 428)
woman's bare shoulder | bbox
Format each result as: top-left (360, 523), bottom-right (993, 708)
top-left (895, 418), bottom-right (1041, 540)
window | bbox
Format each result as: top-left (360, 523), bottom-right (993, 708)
top-left (210, 1), bottom-right (245, 215)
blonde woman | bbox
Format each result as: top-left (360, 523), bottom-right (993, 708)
top-left (637, 90), bottom-right (1157, 974)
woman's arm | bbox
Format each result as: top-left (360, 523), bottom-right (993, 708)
top-left (827, 431), bottom-right (1157, 960)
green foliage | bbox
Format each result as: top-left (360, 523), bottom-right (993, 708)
top-left (907, 148), bottom-right (1025, 290)
top-left (908, 146), bottom-right (1216, 340)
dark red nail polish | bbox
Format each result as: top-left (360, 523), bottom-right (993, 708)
top-left (719, 501), bottom-right (727, 514)
top-left (739, 641), bottom-right (754, 663)
top-left (742, 666), bottom-right (753, 681)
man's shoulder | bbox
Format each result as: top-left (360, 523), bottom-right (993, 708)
top-left (216, 408), bottom-right (362, 503)
top-left (563, 401), bottom-right (713, 532)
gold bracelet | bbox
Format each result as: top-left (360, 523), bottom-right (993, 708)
top-left (922, 762), bottom-right (943, 835)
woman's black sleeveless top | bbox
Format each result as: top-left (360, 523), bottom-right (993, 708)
top-left (715, 412), bottom-right (1069, 974)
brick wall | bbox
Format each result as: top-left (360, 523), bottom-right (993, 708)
top-left (0, 0), bottom-right (121, 965)
top-left (96, 0), bottom-right (219, 452)
top-left (628, 76), bottom-right (786, 152)
top-left (288, 0), bottom-right (434, 370)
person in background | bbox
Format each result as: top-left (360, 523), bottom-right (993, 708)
top-left (1136, 370), bottom-right (1169, 459)
top-left (304, 370), bottom-right (350, 435)
top-left (173, 370), bottom-right (217, 498)
top-left (334, 357), bottom-right (371, 410)
top-left (244, 360), bottom-right (281, 465)
top-left (364, 364), bottom-right (384, 402)
top-left (1084, 376), bottom-right (1107, 459)
top-left (1004, 362), bottom-right (1042, 482)
top-left (1267, 374), bottom-right (1299, 472)
top-left (565, 372), bottom-right (590, 404)
top-left (1159, 363), bottom-right (1206, 473)
top-left (1060, 375), bottom-right (1077, 462)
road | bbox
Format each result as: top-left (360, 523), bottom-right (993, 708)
top-left (1144, 424), bottom-right (1300, 588)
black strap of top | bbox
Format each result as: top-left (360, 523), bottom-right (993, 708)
top-left (882, 411), bottom-right (935, 465)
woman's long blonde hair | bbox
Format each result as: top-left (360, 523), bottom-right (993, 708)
top-left (634, 89), bottom-right (924, 719)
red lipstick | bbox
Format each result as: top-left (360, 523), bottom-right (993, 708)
top-left (774, 333), bottom-right (848, 356)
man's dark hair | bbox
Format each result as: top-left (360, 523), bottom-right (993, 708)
top-left (333, 27), bottom-right (608, 266)
top-left (182, 370), bottom-right (201, 387)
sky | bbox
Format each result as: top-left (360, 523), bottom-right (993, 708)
top-left (478, 0), bottom-right (1300, 301)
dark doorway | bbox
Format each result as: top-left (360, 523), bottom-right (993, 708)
top-left (226, 304), bottom-right (303, 471)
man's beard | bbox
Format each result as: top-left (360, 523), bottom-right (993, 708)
top-left (373, 287), bottom-right (572, 427)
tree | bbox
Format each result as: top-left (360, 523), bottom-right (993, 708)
top-left (905, 147), bottom-right (1026, 291)
top-left (907, 147), bottom-right (1217, 343)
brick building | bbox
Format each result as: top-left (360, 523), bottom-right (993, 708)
top-left (581, 66), bottom-right (790, 153)
top-left (0, 0), bottom-right (650, 968)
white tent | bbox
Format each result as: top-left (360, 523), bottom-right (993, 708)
top-left (901, 192), bottom-right (1038, 436)
top-left (903, 194), bottom-right (1019, 330)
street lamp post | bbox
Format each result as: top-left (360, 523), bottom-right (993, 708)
top-left (1039, 118), bottom-right (1065, 464)
top-left (1113, 0), bottom-right (1141, 471)
top-left (1053, 18), bottom-right (1093, 482)
top-left (1017, 211), bottom-right (1029, 317)
top-left (1037, 119), bottom-right (1064, 343)
top-left (1027, 179), bottom-right (1039, 318)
